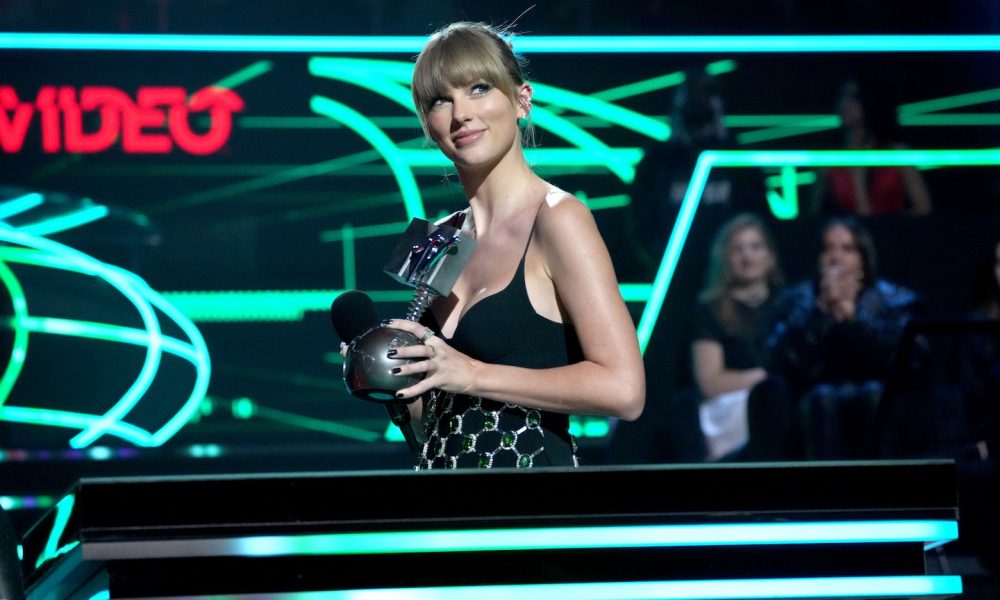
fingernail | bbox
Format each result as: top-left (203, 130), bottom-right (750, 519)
top-left (391, 367), bottom-right (401, 374)
top-left (386, 349), bottom-right (397, 358)
top-left (395, 392), bottom-right (404, 399)
top-left (380, 318), bottom-right (393, 325)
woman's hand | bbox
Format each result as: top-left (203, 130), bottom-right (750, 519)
top-left (819, 266), bottom-right (861, 321)
top-left (382, 319), bottom-right (482, 400)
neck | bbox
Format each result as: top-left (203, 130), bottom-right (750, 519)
top-left (729, 280), bottom-right (770, 306)
top-left (458, 146), bottom-right (541, 236)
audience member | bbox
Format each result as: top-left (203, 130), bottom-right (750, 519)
top-left (744, 216), bottom-right (921, 460)
top-left (692, 214), bottom-right (783, 460)
top-left (627, 70), bottom-right (766, 276)
top-left (811, 78), bottom-right (932, 217)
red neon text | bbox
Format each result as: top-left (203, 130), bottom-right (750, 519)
top-left (0, 86), bottom-right (244, 155)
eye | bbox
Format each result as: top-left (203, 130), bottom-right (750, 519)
top-left (429, 95), bottom-right (450, 109)
top-left (471, 82), bottom-right (492, 95)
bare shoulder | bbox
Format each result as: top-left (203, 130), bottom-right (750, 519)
top-left (535, 186), bottom-right (596, 239)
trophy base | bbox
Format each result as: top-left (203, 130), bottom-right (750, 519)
top-left (344, 326), bottom-right (424, 404)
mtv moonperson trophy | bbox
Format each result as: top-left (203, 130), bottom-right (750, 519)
top-left (343, 217), bottom-right (475, 403)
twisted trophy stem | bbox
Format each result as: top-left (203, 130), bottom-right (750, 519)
top-left (404, 283), bottom-right (437, 322)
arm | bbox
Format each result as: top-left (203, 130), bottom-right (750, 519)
top-left (388, 196), bottom-right (646, 421)
top-left (692, 339), bottom-right (767, 399)
top-left (900, 166), bottom-right (932, 215)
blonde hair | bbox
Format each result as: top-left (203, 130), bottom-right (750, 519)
top-left (412, 22), bottom-right (531, 138)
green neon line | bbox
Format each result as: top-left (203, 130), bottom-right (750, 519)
top-left (0, 193), bottom-right (44, 220)
top-left (635, 148), bottom-right (1000, 353)
top-left (19, 205), bottom-right (109, 236)
top-left (588, 72), bottom-right (686, 103)
top-left (253, 405), bottom-right (381, 442)
top-left (726, 114), bottom-right (835, 127)
top-left (736, 116), bottom-right (840, 145)
top-left (772, 165), bottom-right (800, 220)
top-left (582, 194), bottom-right (632, 211)
top-left (704, 59), bottom-right (738, 75)
top-left (0, 261), bottom-right (28, 406)
top-left (765, 170), bottom-right (817, 188)
top-left (342, 224), bottom-right (356, 290)
top-left (310, 94), bottom-right (426, 221)
top-left (320, 220), bottom-right (409, 243)
top-left (900, 113), bottom-right (1000, 126)
top-left (532, 82), bottom-right (670, 141)
top-left (4, 33), bottom-right (1000, 53)
top-left (210, 60), bottom-right (273, 90)
top-left (35, 493), bottom-right (75, 569)
top-left (270, 577), bottom-right (963, 599)
top-left (147, 148), bottom-right (383, 214)
top-left (383, 423), bottom-right (404, 442)
top-left (898, 86), bottom-right (1000, 115)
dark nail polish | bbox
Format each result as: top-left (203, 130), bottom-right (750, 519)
top-left (395, 392), bottom-right (404, 399)
top-left (386, 349), bottom-right (397, 358)
top-left (380, 318), bottom-right (393, 325)
top-left (391, 367), bottom-right (401, 374)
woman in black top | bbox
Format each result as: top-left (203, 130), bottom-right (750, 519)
top-left (382, 22), bottom-right (645, 468)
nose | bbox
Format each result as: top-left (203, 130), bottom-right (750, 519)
top-left (450, 95), bottom-right (472, 125)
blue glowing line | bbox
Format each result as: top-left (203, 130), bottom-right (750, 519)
top-left (2, 33), bottom-right (999, 53)
top-left (0, 225), bottom-right (210, 447)
top-left (310, 95), bottom-right (426, 221)
top-left (530, 82), bottom-right (671, 141)
top-left (235, 521), bottom-right (957, 557)
top-left (19, 205), bottom-right (110, 236)
top-left (0, 193), bottom-right (44, 220)
top-left (635, 148), bottom-right (1000, 352)
top-left (0, 406), bottom-right (154, 444)
top-left (316, 577), bottom-right (963, 599)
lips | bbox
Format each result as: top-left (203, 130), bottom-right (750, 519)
top-left (452, 129), bottom-right (485, 147)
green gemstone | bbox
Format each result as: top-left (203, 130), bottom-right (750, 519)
top-left (478, 454), bottom-right (491, 468)
top-left (462, 434), bottom-right (476, 452)
top-left (449, 416), bottom-right (461, 433)
top-left (483, 413), bottom-right (498, 430)
top-left (501, 431), bottom-right (516, 449)
top-left (517, 454), bottom-right (532, 468)
top-left (526, 410), bottom-right (542, 428)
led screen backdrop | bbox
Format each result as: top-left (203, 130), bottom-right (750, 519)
top-left (1, 34), bottom-right (998, 472)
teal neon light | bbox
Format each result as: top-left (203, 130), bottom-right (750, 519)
top-left (301, 577), bottom-right (963, 599)
top-left (211, 60), bottom-right (273, 90)
top-left (898, 86), bottom-right (1000, 115)
top-left (35, 493), bottom-right (75, 569)
top-left (2, 33), bottom-right (999, 53)
top-left (0, 261), bottom-right (29, 407)
top-left (19, 205), bottom-right (109, 236)
top-left (309, 95), bottom-right (426, 221)
top-left (0, 224), bottom-right (211, 447)
top-left (235, 520), bottom-right (956, 557)
top-left (636, 148), bottom-right (1000, 353)
top-left (0, 193), bottom-right (44, 219)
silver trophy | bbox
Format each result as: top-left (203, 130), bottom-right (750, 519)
top-left (344, 217), bottom-right (475, 403)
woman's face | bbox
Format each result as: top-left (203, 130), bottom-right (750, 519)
top-left (424, 80), bottom-right (528, 171)
top-left (819, 224), bottom-right (864, 279)
top-left (726, 226), bottom-right (774, 285)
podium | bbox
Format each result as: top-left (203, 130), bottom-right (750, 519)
top-left (22, 461), bottom-right (962, 599)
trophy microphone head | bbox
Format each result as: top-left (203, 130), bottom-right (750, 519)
top-left (330, 291), bottom-right (424, 404)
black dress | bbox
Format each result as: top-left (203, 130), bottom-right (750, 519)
top-left (416, 253), bottom-right (582, 470)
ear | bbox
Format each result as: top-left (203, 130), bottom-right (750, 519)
top-left (516, 83), bottom-right (533, 119)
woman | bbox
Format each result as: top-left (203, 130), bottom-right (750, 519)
top-left (692, 214), bottom-right (782, 460)
top-left (383, 22), bottom-right (645, 469)
top-left (813, 79), bottom-right (932, 216)
top-left (764, 216), bottom-right (921, 459)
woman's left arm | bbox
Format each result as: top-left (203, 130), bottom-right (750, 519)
top-left (388, 197), bottom-right (646, 420)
